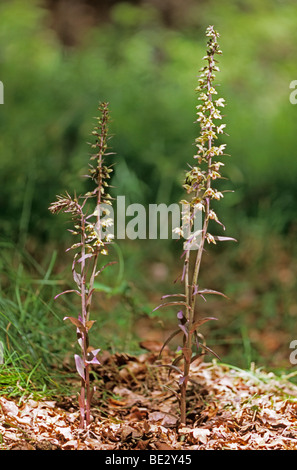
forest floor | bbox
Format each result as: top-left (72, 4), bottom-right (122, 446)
top-left (1, 348), bottom-right (297, 450)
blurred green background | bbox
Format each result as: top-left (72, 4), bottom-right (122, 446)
top-left (1, 0), bottom-right (297, 395)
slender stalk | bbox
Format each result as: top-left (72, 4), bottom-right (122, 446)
top-left (79, 383), bottom-right (85, 428)
top-left (158, 26), bottom-right (232, 425)
top-left (80, 213), bottom-right (87, 427)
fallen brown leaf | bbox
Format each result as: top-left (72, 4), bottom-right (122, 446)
top-left (1, 354), bottom-right (297, 450)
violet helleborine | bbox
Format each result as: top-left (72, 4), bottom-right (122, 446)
top-left (49, 102), bottom-right (116, 428)
top-left (155, 26), bottom-right (236, 425)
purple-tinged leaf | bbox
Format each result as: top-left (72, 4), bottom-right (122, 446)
top-left (199, 343), bottom-right (221, 360)
top-left (156, 363), bottom-right (183, 376)
top-left (194, 331), bottom-right (200, 351)
top-left (74, 354), bottom-right (85, 381)
top-left (198, 293), bottom-right (207, 302)
top-left (196, 289), bottom-right (228, 299)
top-left (173, 273), bottom-right (182, 284)
top-left (162, 384), bottom-right (180, 401)
top-left (158, 329), bottom-right (182, 358)
top-left (214, 236), bottom-right (237, 242)
top-left (189, 317), bottom-right (218, 334)
top-left (153, 301), bottom-right (188, 312)
top-left (167, 355), bottom-right (184, 378)
top-left (95, 261), bottom-right (117, 277)
top-left (72, 253), bottom-right (78, 270)
top-left (66, 242), bottom-right (83, 252)
top-left (181, 262), bottom-right (187, 282)
top-left (72, 269), bottom-right (82, 288)
top-left (172, 355), bottom-right (184, 367)
top-left (179, 375), bottom-right (188, 386)
top-left (54, 289), bottom-right (81, 300)
top-left (190, 352), bottom-right (205, 364)
top-left (77, 253), bottom-right (94, 263)
top-left (178, 323), bottom-right (189, 340)
top-left (161, 293), bottom-right (186, 300)
top-left (180, 249), bottom-right (188, 260)
top-left (71, 253), bottom-right (82, 288)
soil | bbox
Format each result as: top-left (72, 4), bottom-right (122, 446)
top-left (1, 347), bottom-right (297, 450)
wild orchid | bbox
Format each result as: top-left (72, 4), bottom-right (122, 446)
top-left (49, 102), bottom-right (115, 428)
top-left (155, 26), bottom-right (235, 424)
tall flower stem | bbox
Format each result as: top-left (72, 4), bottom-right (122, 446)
top-left (157, 26), bottom-right (234, 425)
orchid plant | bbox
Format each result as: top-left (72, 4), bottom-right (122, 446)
top-left (49, 102), bottom-right (115, 428)
top-left (155, 26), bottom-right (236, 424)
